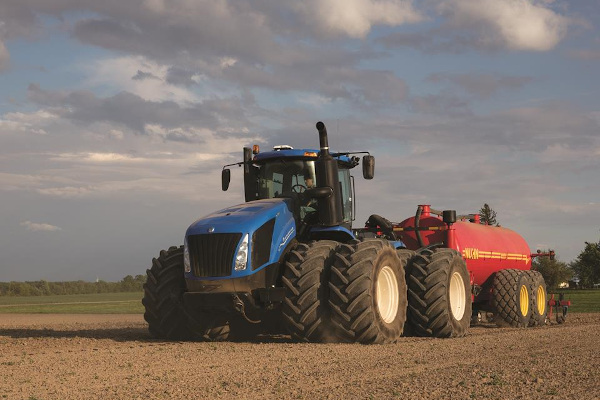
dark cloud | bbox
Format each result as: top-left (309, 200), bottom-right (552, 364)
top-left (378, 0), bottom-right (571, 53)
top-left (27, 84), bottom-right (254, 137)
top-left (409, 94), bottom-right (471, 116)
top-left (426, 73), bottom-right (534, 98)
top-left (222, 63), bottom-right (408, 106)
top-left (165, 67), bottom-right (197, 87)
top-left (131, 70), bottom-right (161, 81)
top-left (0, 1), bottom-right (406, 107)
top-left (0, 2), bottom-right (38, 39)
top-left (274, 102), bottom-right (599, 153)
top-left (0, 41), bottom-right (9, 72)
top-left (377, 29), bottom-right (487, 54)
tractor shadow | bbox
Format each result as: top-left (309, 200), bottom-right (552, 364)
top-left (0, 327), bottom-right (294, 343)
top-left (0, 326), bottom-right (152, 342)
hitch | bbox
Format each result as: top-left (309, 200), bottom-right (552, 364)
top-left (547, 293), bottom-right (570, 324)
top-left (232, 294), bottom-right (262, 324)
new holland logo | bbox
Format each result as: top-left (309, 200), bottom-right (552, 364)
top-left (279, 227), bottom-right (294, 251)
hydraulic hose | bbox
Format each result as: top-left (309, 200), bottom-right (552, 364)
top-left (415, 205), bottom-right (424, 248)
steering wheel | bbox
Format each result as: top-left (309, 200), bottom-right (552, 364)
top-left (291, 184), bottom-right (307, 194)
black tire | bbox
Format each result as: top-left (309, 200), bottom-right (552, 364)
top-left (405, 248), bottom-right (472, 338)
top-left (281, 240), bottom-right (339, 342)
top-left (142, 246), bottom-right (192, 340)
top-left (524, 270), bottom-right (547, 326)
top-left (492, 269), bottom-right (532, 327)
top-left (187, 312), bottom-right (231, 342)
top-left (396, 248), bottom-right (415, 267)
top-left (328, 239), bottom-right (408, 344)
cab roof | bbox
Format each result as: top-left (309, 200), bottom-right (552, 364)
top-left (253, 148), bottom-right (354, 166)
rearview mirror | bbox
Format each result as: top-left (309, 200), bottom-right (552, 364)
top-left (362, 155), bottom-right (375, 179)
top-left (222, 169), bottom-right (231, 191)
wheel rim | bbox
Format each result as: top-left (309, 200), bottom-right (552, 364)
top-left (519, 284), bottom-right (529, 316)
top-left (376, 266), bottom-right (399, 324)
top-left (449, 271), bottom-right (466, 320)
top-left (536, 285), bottom-right (546, 315)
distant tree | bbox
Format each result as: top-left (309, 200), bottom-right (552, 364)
top-left (479, 203), bottom-right (498, 226)
top-left (0, 275), bottom-right (147, 297)
top-left (120, 275), bottom-right (135, 292)
top-left (532, 253), bottom-right (573, 290)
top-left (570, 240), bottom-right (600, 288)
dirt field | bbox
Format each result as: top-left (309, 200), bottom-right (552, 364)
top-left (1, 313), bottom-right (599, 400)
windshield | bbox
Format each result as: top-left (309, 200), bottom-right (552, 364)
top-left (256, 159), bottom-right (316, 199)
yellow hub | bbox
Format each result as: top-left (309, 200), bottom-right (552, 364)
top-left (536, 285), bottom-right (546, 315)
top-left (519, 284), bottom-right (529, 316)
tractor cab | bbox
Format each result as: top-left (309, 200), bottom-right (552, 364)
top-left (250, 148), bottom-right (356, 228)
top-left (222, 142), bottom-right (373, 240)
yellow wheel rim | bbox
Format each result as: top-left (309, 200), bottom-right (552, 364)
top-left (536, 285), bottom-right (546, 315)
top-left (519, 285), bottom-right (529, 316)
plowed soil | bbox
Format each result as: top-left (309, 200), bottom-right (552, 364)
top-left (1, 313), bottom-right (599, 400)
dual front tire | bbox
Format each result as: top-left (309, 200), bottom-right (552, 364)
top-left (282, 238), bottom-right (409, 343)
top-left (328, 239), bottom-right (408, 344)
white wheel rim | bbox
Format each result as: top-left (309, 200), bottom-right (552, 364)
top-left (449, 271), bottom-right (466, 320)
top-left (376, 266), bottom-right (399, 324)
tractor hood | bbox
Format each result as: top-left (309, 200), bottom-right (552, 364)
top-left (185, 198), bottom-right (297, 277)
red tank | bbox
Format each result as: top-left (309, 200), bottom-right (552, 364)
top-left (397, 205), bottom-right (531, 293)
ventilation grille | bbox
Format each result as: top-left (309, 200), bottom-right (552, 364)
top-left (188, 233), bottom-right (242, 277)
top-left (252, 219), bottom-right (275, 270)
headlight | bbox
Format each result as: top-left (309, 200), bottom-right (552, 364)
top-left (183, 237), bottom-right (191, 273)
top-left (234, 234), bottom-right (249, 271)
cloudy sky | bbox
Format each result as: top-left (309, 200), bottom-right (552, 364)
top-left (1, 0), bottom-right (599, 281)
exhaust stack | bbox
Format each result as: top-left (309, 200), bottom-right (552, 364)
top-left (313, 121), bottom-right (343, 226)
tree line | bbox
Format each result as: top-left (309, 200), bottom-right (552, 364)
top-left (534, 240), bottom-right (600, 290)
top-left (0, 275), bottom-right (146, 297)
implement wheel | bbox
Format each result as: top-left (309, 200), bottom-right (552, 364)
top-left (282, 241), bottom-right (339, 342)
top-left (405, 247), bottom-right (472, 338)
top-left (328, 239), bottom-right (408, 344)
top-left (525, 270), bottom-right (547, 326)
top-left (492, 269), bottom-right (532, 327)
top-left (142, 246), bottom-right (192, 340)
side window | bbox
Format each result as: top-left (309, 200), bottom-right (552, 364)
top-left (272, 172), bottom-right (283, 196)
top-left (338, 169), bottom-right (352, 223)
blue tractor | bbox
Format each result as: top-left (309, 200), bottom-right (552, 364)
top-left (142, 122), bottom-right (413, 343)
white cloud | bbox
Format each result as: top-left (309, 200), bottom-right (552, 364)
top-left (20, 221), bottom-right (62, 232)
top-left (83, 56), bottom-right (199, 103)
top-left (296, 0), bottom-right (422, 38)
top-left (438, 0), bottom-right (570, 51)
top-left (0, 110), bottom-right (58, 134)
top-left (36, 186), bottom-right (95, 198)
top-left (50, 152), bottom-right (144, 163)
top-left (109, 129), bottom-right (124, 140)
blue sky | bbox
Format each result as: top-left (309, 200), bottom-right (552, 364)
top-left (1, 0), bottom-right (599, 281)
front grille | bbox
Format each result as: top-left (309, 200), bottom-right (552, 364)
top-left (252, 219), bottom-right (275, 270)
top-left (188, 233), bottom-right (242, 277)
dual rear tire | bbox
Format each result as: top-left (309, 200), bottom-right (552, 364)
top-left (525, 270), bottom-right (548, 326)
top-left (405, 248), bottom-right (472, 338)
top-left (492, 269), bottom-right (548, 327)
